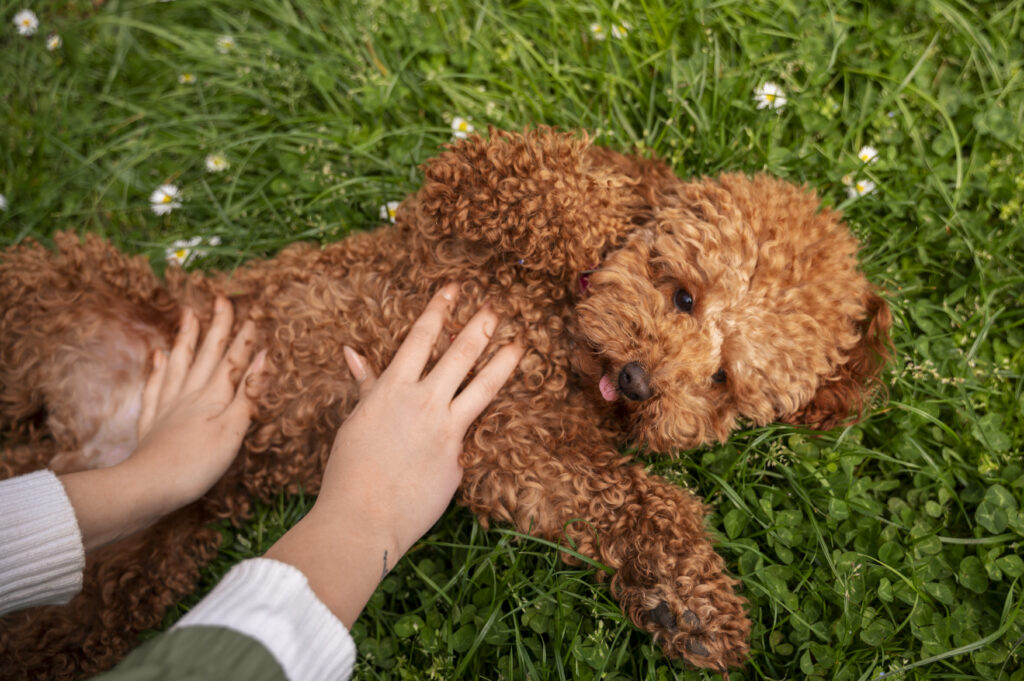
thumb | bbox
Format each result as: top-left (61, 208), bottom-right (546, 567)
top-left (343, 346), bottom-right (377, 397)
top-left (138, 349), bottom-right (168, 440)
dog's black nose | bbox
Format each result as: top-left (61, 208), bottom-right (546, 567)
top-left (618, 362), bottom-right (653, 401)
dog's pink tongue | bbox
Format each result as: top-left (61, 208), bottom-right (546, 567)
top-left (599, 374), bottom-right (618, 401)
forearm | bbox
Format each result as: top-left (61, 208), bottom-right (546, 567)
top-left (59, 460), bottom-right (174, 553)
top-left (263, 507), bottom-right (398, 628)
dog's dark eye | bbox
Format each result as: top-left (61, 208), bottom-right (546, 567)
top-left (673, 288), bottom-right (694, 313)
top-left (711, 369), bottom-right (727, 384)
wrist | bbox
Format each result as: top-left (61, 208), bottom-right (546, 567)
top-left (306, 497), bottom-right (408, 561)
top-left (59, 462), bottom-right (166, 552)
top-left (264, 504), bottom-right (401, 627)
top-left (111, 454), bottom-right (185, 521)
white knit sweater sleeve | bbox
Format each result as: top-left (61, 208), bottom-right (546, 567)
top-left (175, 558), bottom-right (356, 681)
top-left (0, 470), bottom-right (86, 616)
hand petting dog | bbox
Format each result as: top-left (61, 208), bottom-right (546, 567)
top-left (266, 284), bottom-right (524, 627)
top-left (60, 297), bottom-right (265, 552)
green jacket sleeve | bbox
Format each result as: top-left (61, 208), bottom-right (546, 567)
top-left (95, 626), bottom-right (287, 681)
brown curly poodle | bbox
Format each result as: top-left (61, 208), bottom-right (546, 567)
top-left (0, 128), bottom-right (891, 679)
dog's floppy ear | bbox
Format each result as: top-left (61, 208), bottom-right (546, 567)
top-left (783, 290), bottom-right (893, 430)
top-left (411, 127), bottom-right (635, 276)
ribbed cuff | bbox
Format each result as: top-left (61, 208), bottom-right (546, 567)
top-left (0, 470), bottom-right (85, 616)
top-left (175, 558), bottom-right (356, 681)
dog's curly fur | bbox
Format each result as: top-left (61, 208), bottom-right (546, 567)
top-left (0, 128), bottom-right (891, 679)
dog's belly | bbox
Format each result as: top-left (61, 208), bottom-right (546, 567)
top-left (48, 386), bottom-right (143, 473)
top-left (43, 314), bottom-right (164, 474)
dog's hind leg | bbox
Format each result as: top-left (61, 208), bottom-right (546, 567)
top-left (0, 232), bottom-right (177, 476)
top-left (0, 233), bottom-right (235, 680)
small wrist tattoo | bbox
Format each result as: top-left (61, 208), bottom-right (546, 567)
top-left (381, 550), bottom-right (389, 580)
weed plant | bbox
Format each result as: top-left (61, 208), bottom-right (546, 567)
top-left (2, 1), bottom-right (1022, 679)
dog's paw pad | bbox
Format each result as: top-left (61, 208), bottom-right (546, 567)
top-left (648, 601), bottom-right (678, 632)
top-left (686, 638), bottom-right (710, 657)
top-left (649, 602), bottom-right (706, 635)
top-left (681, 609), bottom-right (701, 629)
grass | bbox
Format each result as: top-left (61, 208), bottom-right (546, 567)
top-left (2, 0), bottom-right (1023, 679)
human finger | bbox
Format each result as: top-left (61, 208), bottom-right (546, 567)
top-left (451, 341), bottom-right (524, 432)
top-left (159, 308), bottom-right (200, 410)
top-left (209, 319), bottom-right (258, 396)
top-left (426, 304), bottom-right (499, 399)
top-left (222, 349), bottom-right (267, 425)
top-left (137, 349), bottom-right (167, 439)
top-left (343, 345), bottom-right (377, 397)
top-left (388, 283), bottom-right (458, 382)
top-left (183, 296), bottom-right (234, 394)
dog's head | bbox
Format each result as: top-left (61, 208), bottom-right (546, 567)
top-left (576, 173), bottom-right (891, 452)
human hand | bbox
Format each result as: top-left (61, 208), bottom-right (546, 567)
top-left (265, 284), bottom-right (523, 625)
top-left (61, 297), bottom-right (265, 551)
top-left (319, 283), bottom-right (524, 557)
top-left (127, 296), bottom-right (266, 517)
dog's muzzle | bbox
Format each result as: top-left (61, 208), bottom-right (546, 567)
top-left (618, 362), bottom-right (653, 401)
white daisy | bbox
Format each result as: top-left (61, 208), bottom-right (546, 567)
top-left (45, 33), bottom-right (61, 51)
top-left (150, 184), bottom-right (182, 216)
top-left (857, 145), bottom-right (879, 165)
top-left (165, 236), bottom-right (202, 266)
top-left (379, 201), bottom-right (400, 223)
top-left (165, 235), bottom-right (222, 266)
top-left (215, 35), bottom-right (235, 54)
top-left (13, 9), bottom-right (38, 36)
top-left (0, 194), bottom-right (7, 211)
top-left (754, 82), bottom-right (787, 110)
top-left (589, 23), bottom-right (607, 41)
top-left (205, 153), bottom-right (230, 172)
top-left (451, 116), bottom-right (474, 139)
top-left (610, 22), bottom-right (631, 39)
top-left (178, 72), bottom-right (197, 84)
top-left (846, 178), bottom-right (877, 198)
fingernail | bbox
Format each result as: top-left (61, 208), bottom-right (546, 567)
top-left (152, 349), bottom-right (163, 368)
top-left (215, 296), bottom-right (225, 312)
top-left (441, 283), bottom-right (458, 301)
top-left (343, 346), bottom-right (367, 383)
top-left (252, 349), bottom-right (267, 372)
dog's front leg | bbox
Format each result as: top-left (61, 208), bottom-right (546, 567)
top-left (459, 400), bottom-right (750, 673)
top-left (579, 463), bottom-right (752, 673)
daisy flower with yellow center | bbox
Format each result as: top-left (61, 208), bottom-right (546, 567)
top-left (754, 82), bottom-right (787, 110)
top-left (610, 22), bottom-right (631, 39)
top-left (451, 117), bottom-right (474, 139)
top-left (46, 33), bottom-right (61, 51)
top-left (216, 35), bottom-right (236, 54)
top-left (379, 201), bottom-right (400, 223)
top-left (13, 9), bottom-right (39, 36)
top-left (165, 237), bottom-right (202, 266)
top-left (846, 178), bottom-right (877, 198)
top-left (178, 72), bottom-right (197, 84)
top-left (589, 23), bottom-right (607, 41)
top-left (165, 236), bottom-right (221, 267)
top-left (857, 145), bottom-right (879, 165)
top-left (150, 184), bottom-right (182, 216)
top-left (205, 153), bottom-right (230, 172)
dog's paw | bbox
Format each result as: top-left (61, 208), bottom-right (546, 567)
top-left (614, 566), bottom-right (750, 675)
top-left (643, 598), bottom-right (749, 675)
